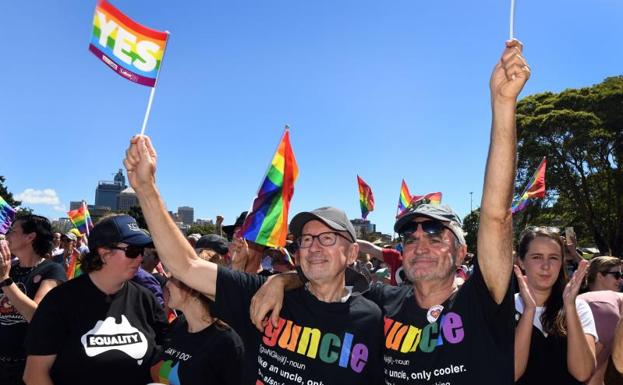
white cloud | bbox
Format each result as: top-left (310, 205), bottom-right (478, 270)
top-left (15, 188), bottom-right (62, 206)
top-left (53, 205), bottom-right (67, 212)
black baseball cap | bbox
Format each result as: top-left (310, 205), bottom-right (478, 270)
top-left (289, 207), bottom-right (356, 242)
top-left (196, 234), bottom-right (229, 255)
top-left (394, 204), bottom-right (466, 245)
top-left (88, 215), bottom-right (153, 253)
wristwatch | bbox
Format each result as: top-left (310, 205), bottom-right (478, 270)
top-left (0, 277), bottom-right (13, 288)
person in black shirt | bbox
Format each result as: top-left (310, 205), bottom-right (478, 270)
top-left (24, 214), bottom-right (167, 385)
top-left (151, 276), bottom-right (244, 385)
top-left (249, 40), bottom-right (532, 385)
top-left (122, 139), bottom-right (385, 385)
top-left (0, 215), bottom-right (66, 385)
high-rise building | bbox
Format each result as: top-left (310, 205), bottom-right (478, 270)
top-left (95, 169), bottom-right (127, 210)
top-left (117, 187), bottom-right (139, 211)
top-left (350, 218), bottom-right (376, 238)
top-left (177, 206), bottom-right (194, 225)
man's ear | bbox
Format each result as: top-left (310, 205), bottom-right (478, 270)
top-left (347, 243), bottom-right (359, 265)
top-left (455, 244), bottom-right (467, 267)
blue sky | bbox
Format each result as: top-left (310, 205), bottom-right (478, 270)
top-left (2, 0), bottom-right (622, 234)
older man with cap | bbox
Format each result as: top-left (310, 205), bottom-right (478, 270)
top-left (121, 134), bottom-right (385, 385)
top-left (249, 39), bottom-right (530, 385)
top-left (23, 214), bottom-right (167, 385)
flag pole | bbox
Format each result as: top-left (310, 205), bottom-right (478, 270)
top-left (82, 201), bottom-right (90, 237)
top-left (509, 0), bottom-right (516, 40)
top-left (139, 31), bottom-right (170, 136)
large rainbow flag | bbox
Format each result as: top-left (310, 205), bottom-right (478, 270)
top-left (240, 129), bottom-right (299, 248)
top-left (411, 192), bottom-right (442, 207)
top-left (89, 0), bottom-right (169, 87)
top-left (512, 157), bottom-right (547, 214)
top-left (0, 195), bottom-right (16, 234)
top-left (67, 203), bottom-right (94, 236)
top-left (357, 175), bottom-right (375, 219)
top-left (397, 179), bottom-right (412, 217)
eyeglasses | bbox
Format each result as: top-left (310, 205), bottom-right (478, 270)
top-left (297, 232), bottom-right (352, 249)
top-left (109, 245), bottom-right (145, 259)
top-left (603, 271), bottom-right (623, 279)
top-left (399, 221), bottom-right (447, 244)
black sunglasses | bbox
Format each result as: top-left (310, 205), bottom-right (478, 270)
top-left (603, 271), bottom-right (622, 279)
top-left (399, 220), bottom-right (447, 239)
top-left (109, 245), bottom-right (145, 259)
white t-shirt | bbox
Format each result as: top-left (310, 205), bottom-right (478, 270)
top-left (515, 293), bottom-right (598, 341)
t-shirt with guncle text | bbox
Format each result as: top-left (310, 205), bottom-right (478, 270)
top-left (25, 274), bottom-right (168, 385)
top-left (0, 259), bottom-right (66, 358)
top-left (211, 266), bottom-right (385, 385)
top-left (151, 317), bottom-right (245, 385)
top-left (365, 261), bottom-right (514, 385)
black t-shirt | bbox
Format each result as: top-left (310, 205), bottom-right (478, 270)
top-left (0, 259), bottom-right (66, 358)
top-left (365, 262), bottom-right (514, 385)
top-left (211, 266), bottom-right (385, 385)
top-left (151, 318), bottom-right (244, 385)
top-left (514, 316), bottom-right (581, 385)
top-left (25, 274), bottom-right (167, 385)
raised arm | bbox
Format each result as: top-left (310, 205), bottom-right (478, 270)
top-left (124, 136), bottom-right (218, 297)
top-left (478, 40), bottom-right (530, 303)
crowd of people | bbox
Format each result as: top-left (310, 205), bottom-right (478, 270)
top-left (0, 40), bottom-right (622, 385)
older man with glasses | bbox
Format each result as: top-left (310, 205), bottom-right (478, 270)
top-left (123, 131), bottom-right (385, 385)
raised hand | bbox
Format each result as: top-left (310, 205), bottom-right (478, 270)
top-left (123, 135), bottom-right (158, 191)
top-left (490, 40), bottom-right (531, 104)
top-left (0, 240), bottom-right (12, 279)
top-left (514, 265), bottom-right (537, 310)
top-left (563, 259), bottom-right (589, 307)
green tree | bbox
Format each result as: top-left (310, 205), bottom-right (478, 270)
top-left (126, 206), bottom-right (148, 229)
top-left (515, 76), bottom-right (623, 256)
top-left (0, 176), bottom-right (21, 207)
top-left (462, 208), bottom-right (480, 255)
top-left (186, 223), bottom-right (216, 235)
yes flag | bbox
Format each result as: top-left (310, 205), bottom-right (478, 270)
top-left (0, 195), bottom-right (16, 234)
top-left (357, 176), bottom-right (375, 219)
top-left (89, 0), bottom-right (169, 87)
top-left (397, 179), bottom-right (412, 217)
top-left (512, 157), bottom-right (547, 214)
top-left (67, 203), bottom-right (94, 236)
top-left (240, 128), bottom-right (299, 248)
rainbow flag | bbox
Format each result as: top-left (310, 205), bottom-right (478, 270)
top-left (357, 175), bottom-right (375, 219)
top-left (67, 203), bottom-right (94, 236)
top-left (0, 195), bottom-right (16, 234)
top-left (89, 0), bottom-right (169, 87)
top-left (397, 179), bottom-right (412, 217)
top-left (240, 129), bottom-right (299, 248)
top-left (411, 192), bottom-right (442, 207)
top-left (512, 157), bottom-right (547, 214)
top-left (66, 249), bottom-right (83, 280)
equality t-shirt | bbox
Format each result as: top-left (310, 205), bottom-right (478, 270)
top-left (151, 318), bottom-right (244, 385)
top-left (211, 266), bottom-right (385, 385)
top-left (0, 259), bottom-right (66, 358)
top-left (26, 274), bottom-right (167, 385)
top-left (366, 261), bottom-right (514, 385)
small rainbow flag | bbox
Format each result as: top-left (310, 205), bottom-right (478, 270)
top-left (89, 0), bottom-right (169, 87)
top-left (66, 249), bottom-right (83, 280)
top-left (411, 192), bottom-right (442, 207)
top-left (357, 175), bottom-right (375, 219)
top-left (512, 157), bottom-right (547, 214)
top-left (397, 179), bottom-right (412, 217)
top-left (240, 128), bottom-right (299, 248)
top-left (67, 203), bottom-right (94, 236)
top-left (0, 195), bottom-right (16, 234)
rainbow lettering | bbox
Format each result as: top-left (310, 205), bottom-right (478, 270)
top-left (262, 317), bottom-right (369, 373)
top-left (89, 0), bottom-right (169, 87)
top-left (383, 314), bottom-right (464, 354)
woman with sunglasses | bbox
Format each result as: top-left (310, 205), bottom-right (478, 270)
top-left (578, 256), bottom-right (623, 385)
top-left (23, 214), bottom-right (167, 385)
top-left (151, 276), bottom-right (244, 385)
top-left (514, 227), bottom-right (597, 385)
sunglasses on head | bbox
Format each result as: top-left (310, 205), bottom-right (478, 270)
top-left (109, 245), bottom-right (145, 259)
top-left (399, 220), bottom-right (447, 239)
top-left (603, 271), bottom-right (622, 279)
